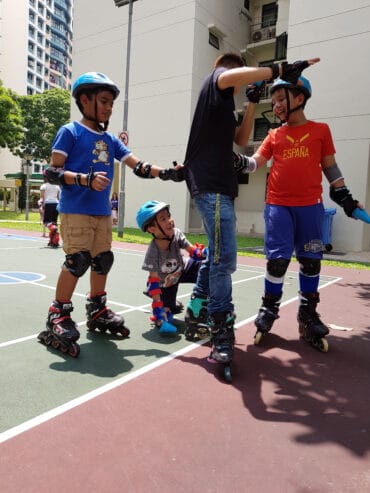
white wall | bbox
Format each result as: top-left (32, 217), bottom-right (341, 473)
top-left (287, 0), bottom-right (370, 251)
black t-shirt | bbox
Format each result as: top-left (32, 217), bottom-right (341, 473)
top-left (184, 67), bottom-right (238, 198)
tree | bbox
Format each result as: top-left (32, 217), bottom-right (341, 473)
top-left (0, 81), bottom-right (24, 149)
top-left (11, 88), bottom-right (71, 162)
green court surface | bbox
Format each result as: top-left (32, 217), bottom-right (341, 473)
top-left (0, 231), bottom-right (339, 438)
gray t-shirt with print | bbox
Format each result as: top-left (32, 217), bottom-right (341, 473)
top-left (142, 228), bottom-right (191, 288)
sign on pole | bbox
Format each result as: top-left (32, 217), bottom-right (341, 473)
top-left (119, 131), bottom-right (129, 146)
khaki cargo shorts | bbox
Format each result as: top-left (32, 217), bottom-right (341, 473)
top-left (60, 213), bottom-right (112, 258)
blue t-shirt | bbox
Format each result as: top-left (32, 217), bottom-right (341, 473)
top-left (53, 121), bottom-right (131, 215)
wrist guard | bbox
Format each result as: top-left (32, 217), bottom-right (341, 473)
top-left (44, 167), bottom-right (67, 186)
top-left (245, 81), bottom-right (265, 103)
top-left (233, 152), bottom-right (257, 174)
top-left (133, 161), bottom-right (154, 179)
top-left (86, 166), bottom-right (97, 189)
top-left (330, 185), bottom-right (358, 217)
top-left (280, 60), bottom-right (309, 84)
top-left (159, 167), bottom-right (185, 182)
top-left (189, 243), bottom-right (208, 260)
top-left (268, 63), bottom-right (280, 80)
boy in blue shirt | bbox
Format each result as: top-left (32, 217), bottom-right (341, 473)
top-left (38, 72), bottom-right (183, 357)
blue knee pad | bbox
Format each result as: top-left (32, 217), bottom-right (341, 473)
top-left (91, 251), bottom-right (114, 275)
top-left (64, 251), bottom-right (91, 278)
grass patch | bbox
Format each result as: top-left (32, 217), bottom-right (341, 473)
top-left (0, 211), bottom-right (368, 270)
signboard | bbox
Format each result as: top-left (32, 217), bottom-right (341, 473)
top-left (119, 131), bottom-right (129, 146)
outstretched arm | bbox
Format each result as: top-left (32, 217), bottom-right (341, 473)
top-left (218, 58), bottom-right (320, 91)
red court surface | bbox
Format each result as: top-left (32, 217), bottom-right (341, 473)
top-left (0, 245), bottom-right (369, 493)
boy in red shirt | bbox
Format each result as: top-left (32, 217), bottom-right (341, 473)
top-left (237, 75), bottom-right (362, 351)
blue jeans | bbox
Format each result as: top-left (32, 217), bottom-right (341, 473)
top-left (193, 193), bottom-right (237, 314)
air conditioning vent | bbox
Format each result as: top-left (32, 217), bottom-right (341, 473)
top-left (251, 26), bottom-right (276, 43)
top-left (252, 30), bottom-right (262, 42)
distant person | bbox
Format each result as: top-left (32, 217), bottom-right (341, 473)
top-left (111, 192), bottom-right (118, 226)
top-left (40, 176), bottom-right (60, 246)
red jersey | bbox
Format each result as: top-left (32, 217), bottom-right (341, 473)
top-left (257, 121), bottom-right (336, 206)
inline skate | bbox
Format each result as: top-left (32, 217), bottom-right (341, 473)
top-left (207, 312), bottom-right (235, 383)
top-left (254, 294), bottom-right (281, 344)
top-left (184, 295), bottom-right (209, 341)
top-left (298, 292), bottom-right (329, 352)
top-left (38, 300), bottom-right (80, 357)
top-left (86, 292), bottom-right (130, 337)
top-left (47, 223), bottom-right (60, 248)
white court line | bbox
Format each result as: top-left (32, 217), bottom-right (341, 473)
top-left (0, 275), bottom-right (342, 444)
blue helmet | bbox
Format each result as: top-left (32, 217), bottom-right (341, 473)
top-left (136, 200), bottom-right (169, 232)
top-left (270, 76), bottom-right (312, 100)
top-left (72, 72), bottom-right (120, 100)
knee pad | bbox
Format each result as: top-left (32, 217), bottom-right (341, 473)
top-left (298, 257), bottom-right (321, 276)
top-left (267, 258), bottom-right (290, 278)
top-left (64, 251), bottom-right (91, 278)
top-left (91, 251), bottom-right (114, 275)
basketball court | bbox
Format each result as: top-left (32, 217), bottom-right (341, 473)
top-left (0, 229), bottom-right (369, 492)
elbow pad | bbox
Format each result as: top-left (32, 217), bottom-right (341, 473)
top-left (44, 167), bottom-right (67, 186)
top-left (233, 152), bottom-right (257, 174)
top-left (323, 163), bottom-right (343, 185)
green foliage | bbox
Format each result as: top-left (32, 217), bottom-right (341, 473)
top-left (13, 88), bottom-right (71, 162)
top-left (0, 82), bottom-right (24, 149)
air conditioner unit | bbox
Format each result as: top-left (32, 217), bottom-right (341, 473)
top-left (252, 30), bottom-right (263, 43)
top-left (252, 26), bottom-right (276, 43)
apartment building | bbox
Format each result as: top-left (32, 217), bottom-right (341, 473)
top-left (5, 0), bottom-right (370, 252)
top-left (0, 0), bottom-right (73, 177)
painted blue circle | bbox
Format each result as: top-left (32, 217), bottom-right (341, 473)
top-left (0, 272), bottom-right (45, 284)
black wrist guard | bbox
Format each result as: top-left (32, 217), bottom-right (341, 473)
top-left (74, 173), bottom-right (83, 186)
top-left (280, 60), bottom-right (309, 84)
top-left (159, 167), bottom-right (185, 182)
top-left (269, 63), bottom-right (280, 80)
top-left (44, 167), bottom-right (67, 187)
top-left (245, 81), bottom-right (265, 103)
top-left (86, 166), bottom-right (97, 189)
top-left (329, 186), bottom-right (358, 217)
top-left (133, 161), bottom-right (154, 179)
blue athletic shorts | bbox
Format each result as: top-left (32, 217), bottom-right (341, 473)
top-left (264, 203), bottom-right (324, 260)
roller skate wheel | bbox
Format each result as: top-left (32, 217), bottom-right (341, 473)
top-left (224, 366), bottom-right (232, 383)
top-left (68, 343), bottom-right (80, 358)
top-left (254, 331), bottom-right (263, 345)
top-left (197, 326), bottom-right (209, 339)
top-left (118, 326), bottom-right (130, 338)
top-left (51, 339), bottom-right (60, 349)
top-left (318, 338), bottom-right (329, 353)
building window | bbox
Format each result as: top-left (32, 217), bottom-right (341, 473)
top-left (244, 1), bottom-right (250, 10)
top-left (253, 118), bottom-right (270, 142)
top-left (262, 2), bottom-right (278, 28)
top-left (275, 32), bottom-right (288, 61)
top-left (209, 31), bottom-right (219, 50)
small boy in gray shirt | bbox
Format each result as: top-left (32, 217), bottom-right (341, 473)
top-left (136, 200), bottom-right (209, 336)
